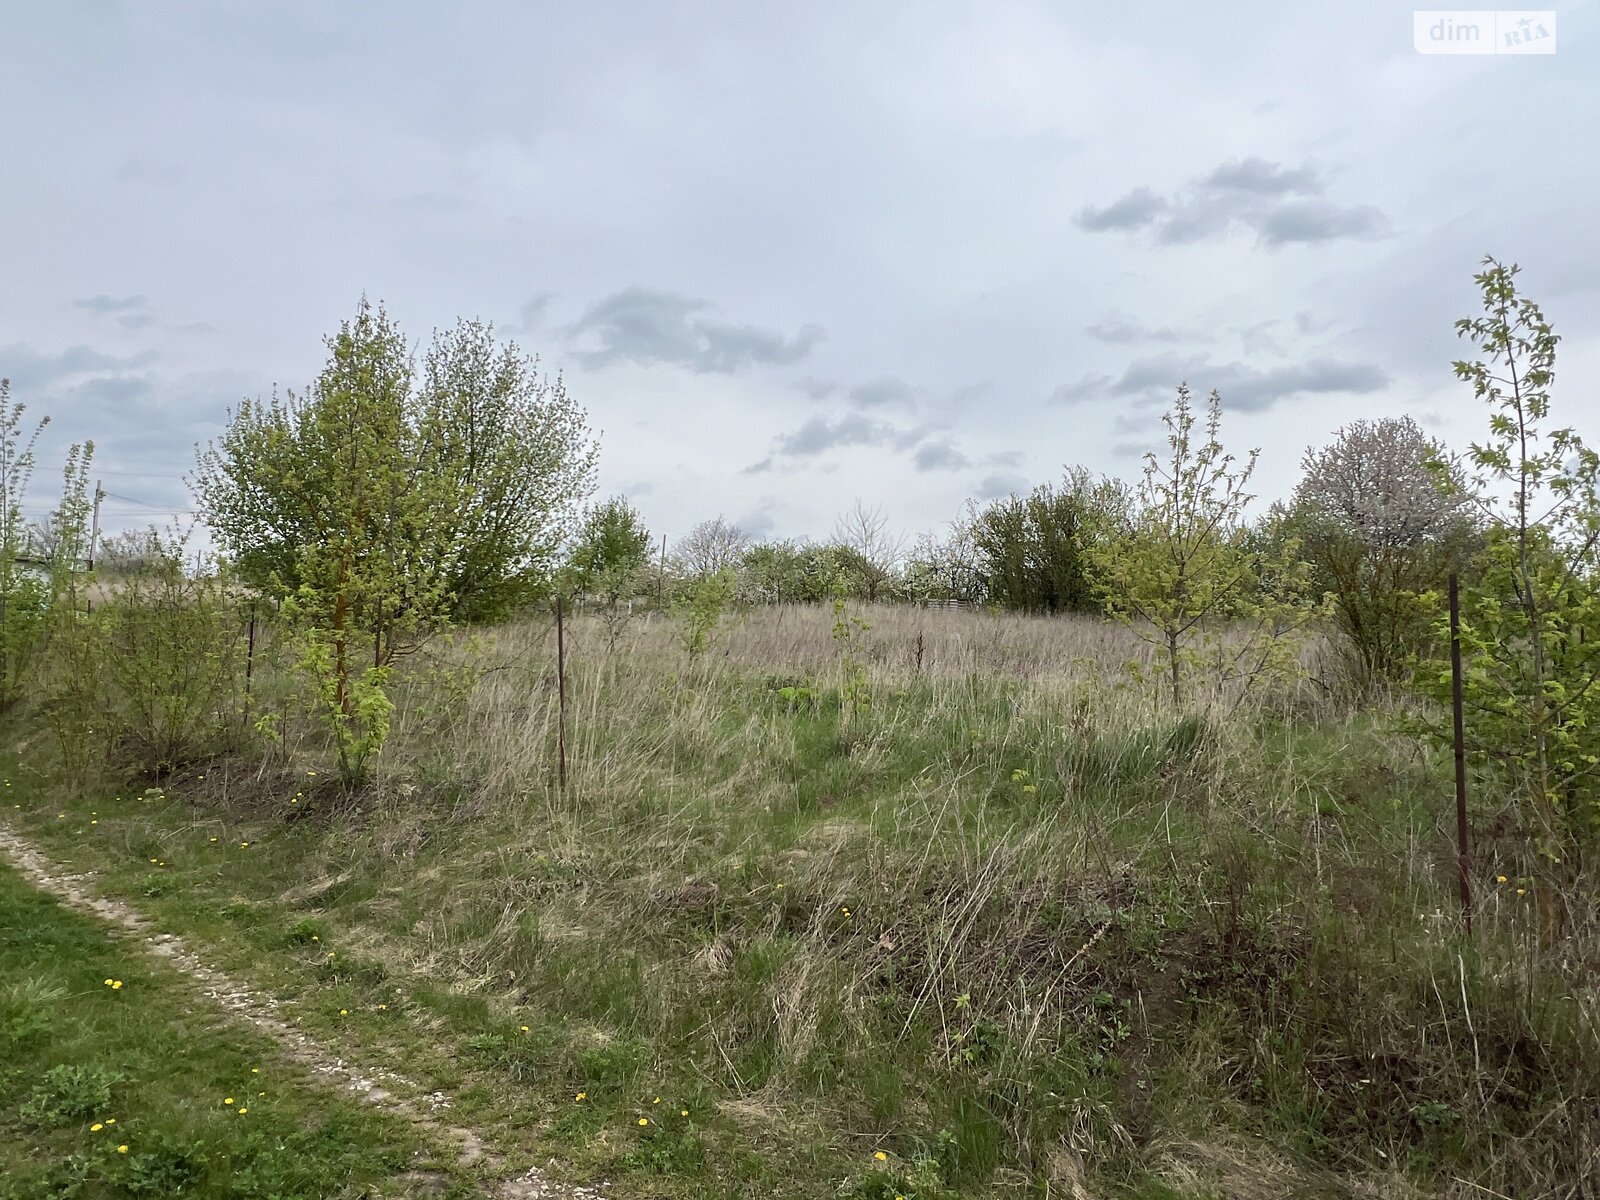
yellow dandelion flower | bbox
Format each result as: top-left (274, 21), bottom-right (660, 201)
top-left (638, 1118), bottom-right (649, 1126)
top-left (680, 1109), bottom-right (688, 1117)
top-left (224, 1097), bottom-right (234, 1105)
top-left (378, 1003), bottom-right (388, 1010)
top-left (91, 1123), bottom-right (104, 1132)
top-left (112, 981), bottom-right (122, 990)
top-left (91, 820), bottom-right (98, 825)
top-left (339, 1009), bottom-right (348, 1016)
top-left (575, 1092), bottom-right (586, 1101)
top-left (105, 1119), bottom-right (115, 1125)
top-left (1517, 887), bottom-right (1527, 895)
top-left (209, 837), bottom-right (218, 843)
top-left (117, 1145), bottom-right (128, 1154)
top-left (1496, 874), bottom-right (1508, 883)
top-left (307, 770), bottom-right (317, 776)
top-left (104, 979), bottom-right (114, 986)
top-left (251, 1068), bottom-right (259, 1074)
top-left (521, 1025), bottom-right (530, 1032)
top-left (873, 1151), bottom-right (887, 1161)
top-left (240, 841), bottom-right (249, 848)
top-left (652, 1096), bottom-right (661, 1104)
top-left (238, 1108), bottom-right (248, 1115)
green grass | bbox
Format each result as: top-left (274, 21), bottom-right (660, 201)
top-left (4, 602), bottom-right (1597, 1198)
top-left (0, 849), bottom-right (469, 1199)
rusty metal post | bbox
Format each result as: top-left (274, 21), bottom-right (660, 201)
top-left (1449, 573), bottom-right (1472, 935)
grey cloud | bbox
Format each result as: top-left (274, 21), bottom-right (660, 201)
top-left (72, 295), bottom-right (150, 315)
top-left (567, 286), bottom-right (824, 373)
top-left (1074, 186), bottom-right (1169, 232)
top-left (736, 509), bottom-right (778, 539)
top-left (518, 292), bottom-right (554, 331)
top-left (1200, 157), bottom-right (1321, 195)
top-left (1255, 201), bottom-right (1387, 246)
top-left (1079, 158), bottom-right (1385, 248)
top-left (1237, 319), bottom-right (1282, 356)
top-left (797, 377), bottom-right (838, 400)
top-left (1053, 352), bottom-right (1391, 413)
top-left (975, 472), bottom-right (1027, 500)
top-left (775, 412), bottom-right (895, 457)
top-left (987, 450), bottom-right (1025, 467)
top-left (0, 343), bottom-right (160, 395)
top-left (118, 314), bottom-right (158, 332)
top-left (912, 439), bottom-right (971, 472)
top-left (848, 376), bottom-right (919, 409)
top-left (1085, 315), bottom-right (1185, 344)
top-left (741, 457), bottom-right (774, 475)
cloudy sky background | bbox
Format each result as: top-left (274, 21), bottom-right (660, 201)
top-left (3, 1), bottom-right (1597, 547)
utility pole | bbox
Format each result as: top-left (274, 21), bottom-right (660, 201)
top-left (657, 533), bottom-right (667, 607)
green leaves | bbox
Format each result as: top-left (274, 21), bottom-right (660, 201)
top-left (1088, 385), bottom-right (1317, 710)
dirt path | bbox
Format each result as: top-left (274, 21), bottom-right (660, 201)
top-left (0, 825), bottom-right (609, 1200)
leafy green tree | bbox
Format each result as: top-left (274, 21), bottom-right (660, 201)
top-left (970, 470), bottom-right (1120, 613)
top-left (195, 305), bottom-right (598, 627)
top-left (564, 496), bottom-right (652, 600)
top-left (1088, 385), bottom-right (1317, 710)
top-left (196, 302), bottom-right (599, 783)
top-left (0, 380), bottom-right (50, 713)
top-left (1415, 258), bottom-right (1600, 935)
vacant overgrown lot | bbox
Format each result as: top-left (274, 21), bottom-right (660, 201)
top-left (6, 602), bottom-right (1597, 1199)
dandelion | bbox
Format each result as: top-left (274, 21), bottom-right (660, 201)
top-left (311, 935), bottom-right (319, 942)
top-left (117, 1145), bottom-right (128, 1154)
top-left (521, 1025), bottom-right (530, 1032)
top-left (105, 1119), bottom-right (115, 1125)
top-left (238, 1108), bottom-right (247, 1115)
top-left (575, 1092), bottom-right (586, 1102)
top-left (224, 1097), bottom-right (234, 1105)
top-left (1517, 887), bottom-right (1527, 895)
top-left (251, 1068), bottom-right (259, 1074)
top-left (91, 820), bottom-right (98, 825)
top-left (652, 1096), bottom-right (660, 1104)
top-left (680, 1109), bottom-right (688, 1117)
top-left (113, 981), bottom-right (122, 990)
top-left (841, 907), bottom-right (852, 917)
top-left (209, 837), bottom-right (218, 843)
top-left (378, 1004), bottom-right (387, 1010)
top-left (91, 1123), bottom-right (104, 1132)
top-left (327, 952), bottom-right (336, 960)
top-left (340, 1009), bottom-right (348, 1016)
top-left (1496, 874), bottom-right (1508, 883)
top-left (874, 1150), bottom-right (887, 1161)
top-left (307, 770), bottom-right (317, 777)
top-left (638, 1118), bottom-right (649, 1126)
top-left (240, 841), bottom-right (250, 848)
top-left (104, 979), bottom-right (114, 986)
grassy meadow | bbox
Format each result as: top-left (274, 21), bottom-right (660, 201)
top-left (4, 600), bottom-right (1596, 1199)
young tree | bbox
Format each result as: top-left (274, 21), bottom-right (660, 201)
top-left (564, 496), bottom-right (652, 599)
top-left (1416, 258), bottom-right (1600, 937)
top-left (833, 500), bottom-right (904, 602)
top-left (0, 381), bottom-right (51, 713)
top-left (1290, 416), bottom-right (1477, 683)
top-left (1088, 385), bottom-right (1317, 710)
top-left (196, 301), bottom-right (594, 784)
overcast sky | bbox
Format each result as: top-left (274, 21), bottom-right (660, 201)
top-left (3, 1), bottom-right (1597, 547)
